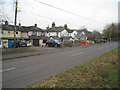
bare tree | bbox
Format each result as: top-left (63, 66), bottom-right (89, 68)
top-left (103, 23), bottom-right (118, 41)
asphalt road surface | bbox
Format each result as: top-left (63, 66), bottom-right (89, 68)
top-left (2, 42), bottom-right (118, 88)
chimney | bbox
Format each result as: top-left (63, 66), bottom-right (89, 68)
top-left (35, 24), bottom-right (37, 28)
top-left (64, 24), bottom-right (67, 29)
top-left (5, 20), bottom-right (8, 25)
top-left (19, 23), bottom-right (21, 26)
top-left (52, 22), bottom-right (55, 27)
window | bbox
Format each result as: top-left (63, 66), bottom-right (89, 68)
top-left (74, 33), bottom-right (76, 36)
top-left (41, 32), bottom-right (45, 36)
top-left (32, 31), bottom-right (37, 36)
top-left (43, 40), bottom-right (47, 43)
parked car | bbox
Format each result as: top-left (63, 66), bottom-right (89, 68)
top-left (12, 40), bottom-right (27, 48)
top-left (12, 41), bottom-right (20, 48)
top-left (19, 40), bottom-right (27, 47)
top-left (80, 40), bottom-right (86, 44)
top-left (46, 39), bottom-right (61, 47)
top-left (27, 41), bottom-right (32, 47)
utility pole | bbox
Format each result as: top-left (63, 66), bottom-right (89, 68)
top-left (14, 0), bottom-right (18, 48)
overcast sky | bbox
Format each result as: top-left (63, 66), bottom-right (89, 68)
top-left (1, 0), bottom-right (119, 32)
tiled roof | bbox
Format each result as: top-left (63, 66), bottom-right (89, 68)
top-left (46, 26), bottom-right (64, 32)
top-left (49, 36), bottom-right (60, 39)
top-left (2, 37), bottom-right (29, 39)
top-left (2, 24), bottom-right (45, 32)
top-left (47, 26), bottom-right (75, 33)
top-left (2, 25), bottom-right (25, 31)
top-left (65, 28), bottom-right (75, 33)
top-left (61, 36), bottom-right (73, 39)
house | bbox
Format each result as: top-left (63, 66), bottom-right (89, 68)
top-left (25, 24), bottom-right (48, 46)
top-left (46, 22), bottom-right (64, 39)
top-left (46, 22), bottom-right (78, 41)
top-left (63, 25), bottom-right (77, 40)
top-left (1, 21), bottom-right (48, 48)
top-left (1, 21), bottom-right (26, 48)
top-left (76, 29), bottom-right (90, 41)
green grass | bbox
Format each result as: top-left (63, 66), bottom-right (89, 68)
top-left (2, 46), bottom-right (35, 55)
top-left (26, 47), bottom-right (119, 88)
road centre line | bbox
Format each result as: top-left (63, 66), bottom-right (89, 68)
top-left (71, 52), bottom-right (84, 56)
top-left (0, 68), bottom-right (16, 73)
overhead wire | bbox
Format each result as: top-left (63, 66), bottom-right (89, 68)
top-left (19, 0), bottom-right (81, 27)
top-left (19, 0), bottom-right (50, 26)
top-left (34, 0), bottom-right (105, 25)
top-left (3, 0), bottom-right (104, 30)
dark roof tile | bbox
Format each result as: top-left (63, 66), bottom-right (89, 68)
top-left (46, 26), bottom-right (64, 32)
top-left (2, 24), bottom-right (45, 32)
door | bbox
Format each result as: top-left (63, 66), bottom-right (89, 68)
top-left (8, 39), bottom-right (14, 48)
top-left (33, 39), bottom-right (39, 46)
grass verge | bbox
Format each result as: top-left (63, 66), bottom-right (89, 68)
top-left (2, 46), bottom-right (35, 55)
top-left (26, 47), bottom-right (119, 88)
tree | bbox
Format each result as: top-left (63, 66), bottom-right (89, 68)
top-left (103, 23), bottom-right (118, 41)
top-left (91, 30), bottom-right (102, 40)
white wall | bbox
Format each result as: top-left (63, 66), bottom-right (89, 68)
top-left (58, 32), bottom-right (61, 37)
top-left (71, 31), bottom-right (77, 38)
top-left (48, 32), bottom-right (57, 37)
top-left (47, 30), bottom-right (77, 39)
top-left (61, 29), bottom-right (69, 37)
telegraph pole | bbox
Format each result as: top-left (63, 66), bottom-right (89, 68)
top-left (14, 0), bottom-right (18, 48)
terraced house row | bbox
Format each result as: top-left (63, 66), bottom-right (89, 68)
top-left (0, 21), bottom-right (78, 48)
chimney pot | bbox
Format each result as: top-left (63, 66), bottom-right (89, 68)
top-left (52, 22), bottom-right (55, 27)
top-left (64, 24), bottom-right (67, 29)
top-left (35, 24), bottom-right (37, 28)
top-left (5, 20), bottom-right (8, 25)
top-left (19, 23), bottom-right (21, 26)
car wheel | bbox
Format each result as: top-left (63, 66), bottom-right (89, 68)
top-left (55, 45), bottom-right (57, 47)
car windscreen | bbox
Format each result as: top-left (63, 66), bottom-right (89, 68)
top-left (54, 40), bottom-right (61, 44)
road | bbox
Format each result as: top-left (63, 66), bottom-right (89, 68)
top-left (2, 42), bottom-right (118, 88)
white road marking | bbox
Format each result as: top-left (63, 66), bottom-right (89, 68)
top-left (71, 52), bottom-right (84, 56)
top-left (0, 68), bottom-right (16, 72)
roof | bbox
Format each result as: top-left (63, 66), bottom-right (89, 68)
top-left (46, 26), bottom-right (64, 32)
top-left (47, 26), bottom-right (75, 33)
top-left (61, 36), bottom-right (73, 39)
top-left (23, 26), bottom-right (44, 32)
top-left (49, 36), bottom-right (60, 39)
top-left (65, 28), bottom-right (74, 33)
top-left (2, 25), bottom-right (25, 31)
top-left (2, 37), bottom-right (29, 39)
top-left (2, 24), bottom-right (45, 32)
